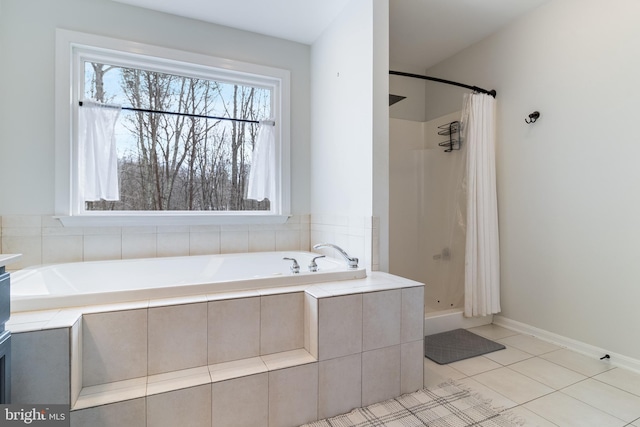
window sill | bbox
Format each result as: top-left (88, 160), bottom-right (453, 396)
top-left (56, 214), bottom-right (291, 227)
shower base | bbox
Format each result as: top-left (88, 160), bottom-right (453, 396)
top-left (424, 308), bottom-right (492, 336)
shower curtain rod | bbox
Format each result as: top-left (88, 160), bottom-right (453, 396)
top-left (389, 70), bottom-right (497, 98)
top-left (78, 101), bottom-right (275, 126)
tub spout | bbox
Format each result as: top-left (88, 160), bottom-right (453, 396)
top-left (312, 243), bottom-right (359, 269)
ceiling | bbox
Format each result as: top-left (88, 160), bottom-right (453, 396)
top-left (112, 0), bottom-right (549, 70)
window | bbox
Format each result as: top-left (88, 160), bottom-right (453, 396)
top-left (55, 30), bottom-right (290, 225)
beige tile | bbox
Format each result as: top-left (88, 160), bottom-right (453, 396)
top-left (82, 309), bottom-right (147, 386)
top-left (509, 357), bottom-right (587, 390)
top-left (82, 226), bottom-right (122, 236)
top-left (46, 309), bottom-right (83, 329)
top-left (362, 345), bottom-right (401, 407)
top-left (2, 235), bottom-right (42, 268)
top-left (148, 294), bottom-right (207, 308)
top-left (11, 329), bottom-right (70, 404)
top-left (70, 397), bottom-right (145, 427)
top-left (448, 356), bottom-right (502, 377)
top-left (483, 345), bottom-right (533, 366)
top-left (147, 366), bottom-right (211, 396)
top-left (42, 235), bottom-right (83, 263)
top-left (7, 309), bottom-right (60, 325)
top-left (468, 324), bottom-right (519, 340)
top-left (362, 290), bottom-right (401, 351)
top-left (318, 354), bottom-right (362, 419)
top-left (261, 348), bottom-right (316, 371)
top-left (83, 234), bottom-right (122, 261)
top-left (268, 363), bottom-right (319, 427)
top-left (148, 303), bottom-right (208, 375)
top-left (541, 349), bottom-right (614, 377)
top-left (275, 229), bottom-right (302, 251)
top-left (498, 334), bottom-right (562, 356)
top-left (121, 232), bottom-right (156, 259)
top-left (189, 231), bottom-right (221, 255)
top-left (70, 319), bottom-right (83, 407)
top-left (212, 373), bottom-right (269, 427)
top-left (208, 297), bottom-right (260, 364)
top-left (594, 368), bottom-right (640, 397)
top-left (563, 378), bottom-right (640, 422)
top-left (472, 367), bottom-right (554, 404)
top-left (524, 392), bottom-right (626, 427)
top-left (401, 286), bottom-right (424, 343)
top-left (6, 321), bottom-right (49, 333)
top-left (209, 356), bottom-right (268, 383)
top-left (423, 358), bottom-right (467, 389)
top-left (220, 230), bottom-right (249, 253)
top-left (147, 384), bottom-right (212, 427)
top-left (401, 340), bottom-right (424, 394)
top-left (248, 229), bottom-right (276, 252)
top-left (456, 377), bottom-right (518, 409)
top-left (2, 215), bottom-right (41, 228)
top-left (74, 377), bottom-right (147, 410)
top-left (318, 294), bottom-right (362, 360)
top-left (505, 405), bottom-right (561, 427)
top-left (260, 292), bottom-right (304, 355)
top-left (157, 232), bottom-right (190, 257)
top-left (304, 293), bottom-right (318, 359)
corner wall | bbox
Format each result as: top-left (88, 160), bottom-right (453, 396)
top-left (424, 0), bottom-right (640, 360)
top-left (310, 0), bottom-right (389, 271)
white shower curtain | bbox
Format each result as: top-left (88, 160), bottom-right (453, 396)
top-left (78, 100), bottom-right (121, 203)
top-left (247, 120), bottom-right (276, 202)
top-left (462, 93), bottom-right (501, 317)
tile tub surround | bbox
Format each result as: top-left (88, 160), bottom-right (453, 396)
top-left (0, 213), bottom-right (381, 272)
top-left (8, 272), bottom-right (424, 427)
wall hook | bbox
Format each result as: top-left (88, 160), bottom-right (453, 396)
top-left (525, 111), bottom-right (540, 124)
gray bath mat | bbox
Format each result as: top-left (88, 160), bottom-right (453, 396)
top-left (425, 328), bottom-right (505, 364)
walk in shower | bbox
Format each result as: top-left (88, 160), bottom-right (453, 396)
top-left (389, 71), bottom-right (500, 330)
top-left (389, 111), bottom-right (466, 314)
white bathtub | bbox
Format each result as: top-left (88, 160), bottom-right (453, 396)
top-left (10, 251), bottom-right (366, 312)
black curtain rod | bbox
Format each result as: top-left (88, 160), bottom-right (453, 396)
top-left (78, 101), bottom-right (274, 126)
top-left (389, 70), bottom-right (496, 98)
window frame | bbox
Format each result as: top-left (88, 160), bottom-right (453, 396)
top-left (55, 29), bottom-right (291, 226)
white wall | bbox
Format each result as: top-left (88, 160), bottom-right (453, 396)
top-left (0, 0), bottom-right (310, 215)
top-left (310, 0), bottom-right (374, 218)
top-left (310, 0), bottom-right (389, 270)
top-left (389, 64), bottom-right (428, 122)
top-left (425, 0), bottom-right (640, 360)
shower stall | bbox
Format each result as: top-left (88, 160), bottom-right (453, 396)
top-left (389, 71), bottom-right (498, 332)
top-left (389, 111), bottom-right (466, 314)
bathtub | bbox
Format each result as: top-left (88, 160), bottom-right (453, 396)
top-left (10, 251), bottom-right (367, 312)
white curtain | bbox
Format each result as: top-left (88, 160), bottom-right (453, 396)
top-left (78, 100), bottom-right (121, 203)
top-left (247, 120), bottom-right (276, 202)
top-left (462, 93), bottom-right (501, 317)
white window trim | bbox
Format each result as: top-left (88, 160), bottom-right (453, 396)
top-left (55, 29), bottom-right (291, 226)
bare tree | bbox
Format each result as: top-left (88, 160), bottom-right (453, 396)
top-left (84, 62), bottom-right (271, 212)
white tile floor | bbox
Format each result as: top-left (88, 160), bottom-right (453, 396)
top-left (424, 324), bottom-right (640, 427)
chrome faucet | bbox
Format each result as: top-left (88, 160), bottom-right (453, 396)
top-left (308, 255), bottom-right (325, 272)
top-left (282, 257), bottom-right (300, 274)
top-left (312, 243), bottom-right (359, 269)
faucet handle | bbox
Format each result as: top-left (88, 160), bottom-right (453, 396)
top-left (308, 255), bottom-right (325, 272)
top-left (282, 257), bottom-right (300, 274)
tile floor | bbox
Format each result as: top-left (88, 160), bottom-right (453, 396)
top-left (424, 324), bottom-right (640, 427)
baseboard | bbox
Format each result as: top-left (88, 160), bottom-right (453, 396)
top-left (493, 315), bottom-right (640, 374)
